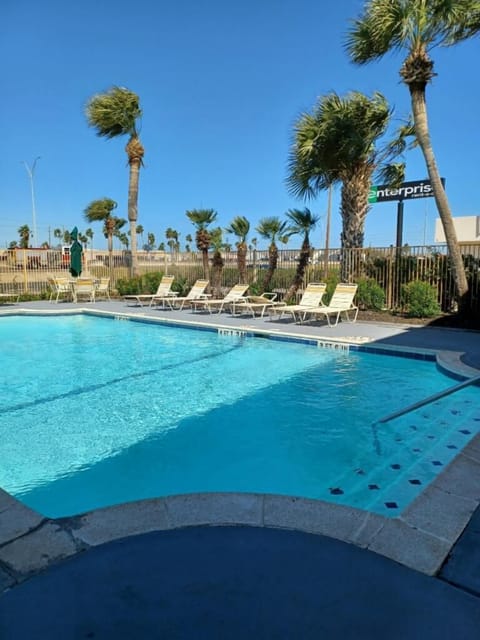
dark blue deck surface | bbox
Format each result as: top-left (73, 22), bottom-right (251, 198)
top-left (1, 526), bottom-right (480, 639)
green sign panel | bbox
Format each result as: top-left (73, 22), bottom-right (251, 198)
top-left (369, 179), bottom-right (445, 204)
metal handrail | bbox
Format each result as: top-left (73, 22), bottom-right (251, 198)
top-left (377, 374), bottom-right (480, 425)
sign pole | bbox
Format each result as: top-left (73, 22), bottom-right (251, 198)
top-left (396, 200), bottom-right (404, 248)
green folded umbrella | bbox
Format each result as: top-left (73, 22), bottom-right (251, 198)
top-left (69, 227), bottom-right (83, 277)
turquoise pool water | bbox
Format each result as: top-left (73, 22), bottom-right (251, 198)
top-left (0, 314), bottom-right (478, 518)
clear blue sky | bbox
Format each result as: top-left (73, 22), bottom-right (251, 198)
top-left (1, 0), bottom-right (478, 251)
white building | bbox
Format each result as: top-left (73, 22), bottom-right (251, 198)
top-left (435, 215), bottom-right (480, 244)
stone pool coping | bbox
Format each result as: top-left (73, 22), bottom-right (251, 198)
top-left (1, 305), bottom-right (480, 591)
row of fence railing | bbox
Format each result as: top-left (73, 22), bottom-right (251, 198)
top-left (1, 244), bottom-right (479, 313)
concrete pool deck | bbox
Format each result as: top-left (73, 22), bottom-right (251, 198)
top-left (1, 300), bottom-right (480, 636)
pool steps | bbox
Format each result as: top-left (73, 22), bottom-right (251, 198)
top-left (377, 374), bottom-right (480, 424)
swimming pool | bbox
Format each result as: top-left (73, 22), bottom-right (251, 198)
top-left (1, 314), bottom-right (478, 518)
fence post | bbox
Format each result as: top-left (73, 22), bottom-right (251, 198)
top-left (22, 249), bottom-right (28, 293)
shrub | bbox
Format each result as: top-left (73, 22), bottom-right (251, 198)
top-left (401, 280), bottom-right (441, 318)
top-left (116, 276), bottom-right (143, 295)
top-left (356, 278), bottom-right (385, 311)
top-left (116, 272), bottom-right (164, 295)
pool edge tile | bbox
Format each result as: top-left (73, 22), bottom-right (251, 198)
top-left (0, 522), bottom-right (78, 577)
top-left (367, 518), bottom-right (453, 575)
top-left (67, 499), bottom-right (171, 547)
top-left (164, 493), bottom-right (264, 528)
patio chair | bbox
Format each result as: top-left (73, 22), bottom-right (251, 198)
top-left (192, 283), bottom-right (249, 314)
top-left (73, 278), bottom-right (96, 303)
top-left (123, 275), bottom-right (176, 307)
top-left (301, 283), bottom-right (359, 326)
top-left (95, 277), bottom-right (111, 301)
top-left (48, 276), bottom-right (74, 303)
top-left (269, 283), bottom-right (327, 323)
top-left (168, 279), bottom-right (210, 310)
top-left (230, 292), bottom-right (286, 318)
top-left (0, 278), bottom-right (20, 304)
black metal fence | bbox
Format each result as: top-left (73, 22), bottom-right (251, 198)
top-left (1, 244), bottom-right (479, 315)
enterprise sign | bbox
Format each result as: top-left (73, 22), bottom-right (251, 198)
top-left (368, 179), bottom-right (445, 203)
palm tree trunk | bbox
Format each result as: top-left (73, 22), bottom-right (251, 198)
top-left (285, 238), bottom-right (310, 302)
top-left (201, 249), bottom-right (210, 281)
top-left (238, 243), bottom-right (247, 283)
top-left (340, 170), bottom-right (370, 281)
top-left (211, 250), bottom-right (224, 297)
top-left (263, 242), bottom-right (278, 291)
top-left (410, 87), bottom-right (468, 307)
top-left (126, 136), bottom-right (144, 278)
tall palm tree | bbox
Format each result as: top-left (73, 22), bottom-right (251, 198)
top-left (225, 216), bottom-right (250, 284)
top-left (288, 91), bottom-right (407, 255)
top-left (284, 208), bottom-right (319, 302)
top-left (256, 217), bottom-right (288, 291)
top-left (346, 0), bottom-right (480, 305)
top-left (85, 86), bottom-right (144, 276)
top-left (84, 198), bottom-right (126, 270)
top-left (186, 208), bottom-right (218, 280)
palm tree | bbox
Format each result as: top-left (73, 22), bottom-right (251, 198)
top-left (84, 198), bottom-right (125, 270)
top-left (165, 228), bottom-right (178, 254)
top-left (147, 232), bottom-right (156, 251)
top-left (225, 216), bottom-right (250, 284)
top-left (186, 208), bottom-right (218, 280)
top-left (117, 232), bottom-right (130, 249)
top-left (287, 91), bottom-right (407, 258)
top-left (18, 224), bottom-right (31, 249)
top-left (256, 217), bottom-right (289, 291)
top-left (85, 86), bottom-right (144, 276)
top-left (345, 0), bottom-right (479, 305)
top-left (136, 224), bottom-right (144, 250)
top-left (53, 228), bottom-right (63, 247)
top-left (209, 227), bottom-right (225, 297)
top-left (158, 242), bottom-right (166, 251)
top-left (284, 209), bottom-right (319, 302)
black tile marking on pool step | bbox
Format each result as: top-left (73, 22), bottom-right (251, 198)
top-left (385, 502), bottom-right (399, 509)
top-left (329, 488), bottom-right (344, 495)
top-left (0, 344), bottom-right (243, 416)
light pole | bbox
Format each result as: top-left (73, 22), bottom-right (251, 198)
top-left (22, 157), bottom-right (41, 247)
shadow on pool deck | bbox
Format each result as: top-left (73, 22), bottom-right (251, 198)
top-left (1, 525), bottom-right (480, 639)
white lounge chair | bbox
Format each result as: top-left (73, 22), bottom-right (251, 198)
top-left (48, 276), bottom-right (74, 303)
top-left (192, 283), bottom-right (249, 314)
top-left (73, 278), bottom-right (96, 303)
top-left (123, 275), bottom-right (176, 307)
top-left (95, 277), bottom-right (111, 301)
top-left (301, 283), bottom-right (358, 326)
top-left (230, 292), bottom-right (286, 318)
top-left (269, 283), bottom-right (327, 322)
top-left (168, 279), bottom-right (210, 310)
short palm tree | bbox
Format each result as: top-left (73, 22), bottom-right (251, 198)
top-left (136, 224), bottom-right (144, 249)
top-left (186, 208), bottom-right (218, 280)
top-left (288, 91), bottom-right (407, 257)
top-left (85, 86), bottom-right (144, 276)
top-left (256, 217), bottom-right (288, 291)
top-left (225, 216), bottom-right (250, 284)
top-left (284, 208), bottom-right (319, 302)
top-left (210, 227), bottom-right (225, 297)
top-left (18, 225), bottom-right (31, 249)
top-left (84, 198), bottom-right (126, 270)
top-left (345, 0), bottom-right (480, 305)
